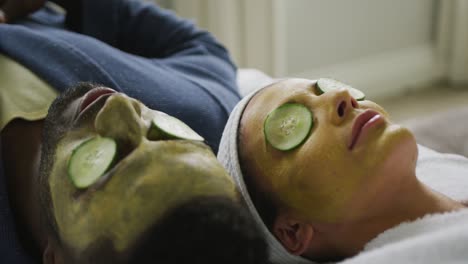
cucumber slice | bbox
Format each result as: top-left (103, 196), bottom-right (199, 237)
top-left (264, 103), bottom-right (313, 151)
top-left (147, 111), bottom-right (204, 141)
top-left (317, 78), bottom-right (366, 101)
top-left (68, 137), bottom-right (117, 189)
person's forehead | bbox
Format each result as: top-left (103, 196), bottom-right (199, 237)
top-left (265, 78), bottom-right (316, 93)
top-left (249, 78), bottom-right (316, 107)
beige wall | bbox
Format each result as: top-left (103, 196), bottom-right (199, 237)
top-left (284, 0), bottom-right (435, 74)
top-left (151, 0), bottom-right (445, 99)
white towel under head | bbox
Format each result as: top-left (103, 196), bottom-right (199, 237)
top-left (340, 208), bottom-right (468, 264)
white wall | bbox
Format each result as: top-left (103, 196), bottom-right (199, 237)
top-left (276, 0), bottom-right (442, 99)
top-left (154, 0), bottom-right (443, 99)
top-left (437, 0), bottom-right (468, 84)
top-left (284, 0), bottom-right (434, 74)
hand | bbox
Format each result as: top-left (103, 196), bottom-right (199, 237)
top-left (0, 0), bottom-right (46, 23)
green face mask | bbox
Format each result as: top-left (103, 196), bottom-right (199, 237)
top-left (48, 94), bottom-right (237, 254)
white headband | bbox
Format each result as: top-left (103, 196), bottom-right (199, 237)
top-left (217, 88), bottom-right (316, 264)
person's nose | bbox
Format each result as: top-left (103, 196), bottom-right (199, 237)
top-left (326, 88), bottom-right (358, 125)
top-left (95, 95), bottom-right (145, 148)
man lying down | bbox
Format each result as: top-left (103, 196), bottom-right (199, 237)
top-left (218, 78), bottom-right (468, 263)
top-left (0, 0), bottom-right (267, 263)
top-left (5, 84), bottom-right (266, 263)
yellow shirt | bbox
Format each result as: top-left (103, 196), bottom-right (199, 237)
top-left (0, 54), bottom-right (58, 130)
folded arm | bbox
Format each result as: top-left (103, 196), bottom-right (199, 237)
top-left (78, 0), bottom-right (238, 106)
top-left (71, 0), bottom-right (236, 96)
top-left (1, 0), bottom-right (234, 63)
top-left (0, 0), bottom-right (238, 112)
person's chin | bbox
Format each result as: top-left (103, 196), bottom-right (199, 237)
top-left (385, 124), bottom-right (416, 148)
top-left (356, 124), bottom-right (415, 169)
top-left (375, 124), bottom-right (417, 168)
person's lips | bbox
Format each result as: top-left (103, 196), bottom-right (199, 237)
top-left (348, 109), bottom-right (384, 150)
top-left (79, 87), bottom-right (117, 114)
top-left (72, 87), bottom-right (117, 123)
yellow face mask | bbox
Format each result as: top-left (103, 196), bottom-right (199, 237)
top-left (240, 79), bottom-right (415, 223)
top-left (48, 94), bottom-right (237, 253)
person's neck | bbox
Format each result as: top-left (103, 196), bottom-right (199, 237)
top-left (326, 173), bottom-right (464, 259)
top-left (1, 119), bottom-right (47, 259)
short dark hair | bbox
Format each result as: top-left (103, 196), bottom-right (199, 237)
top-left (39, 82), bottom-right (100, 241)
top-left (128, 196), bottom-right (268, 264)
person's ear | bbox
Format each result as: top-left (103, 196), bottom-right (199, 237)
top-left (272, 214), bottom-right (314, 255)
top-left (42, 239), bottom-right (64, 264)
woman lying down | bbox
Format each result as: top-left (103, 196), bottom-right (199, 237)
top-left (218, 78), bottom-right (468, 264)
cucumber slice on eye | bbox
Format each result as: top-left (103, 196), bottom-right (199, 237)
top-left (68, 137), bottom-right (117, 189)
top-left (147, 111), bottom-right (204, 141)
top-left (317, 78), bottom-right (366, 101)
top-left (264, 103), bottom-right (313, 151)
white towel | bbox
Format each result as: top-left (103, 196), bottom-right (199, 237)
top-left (416, 145), bottom-right (468, 203)
top-left (340, 208), bottom-right (468, 264)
